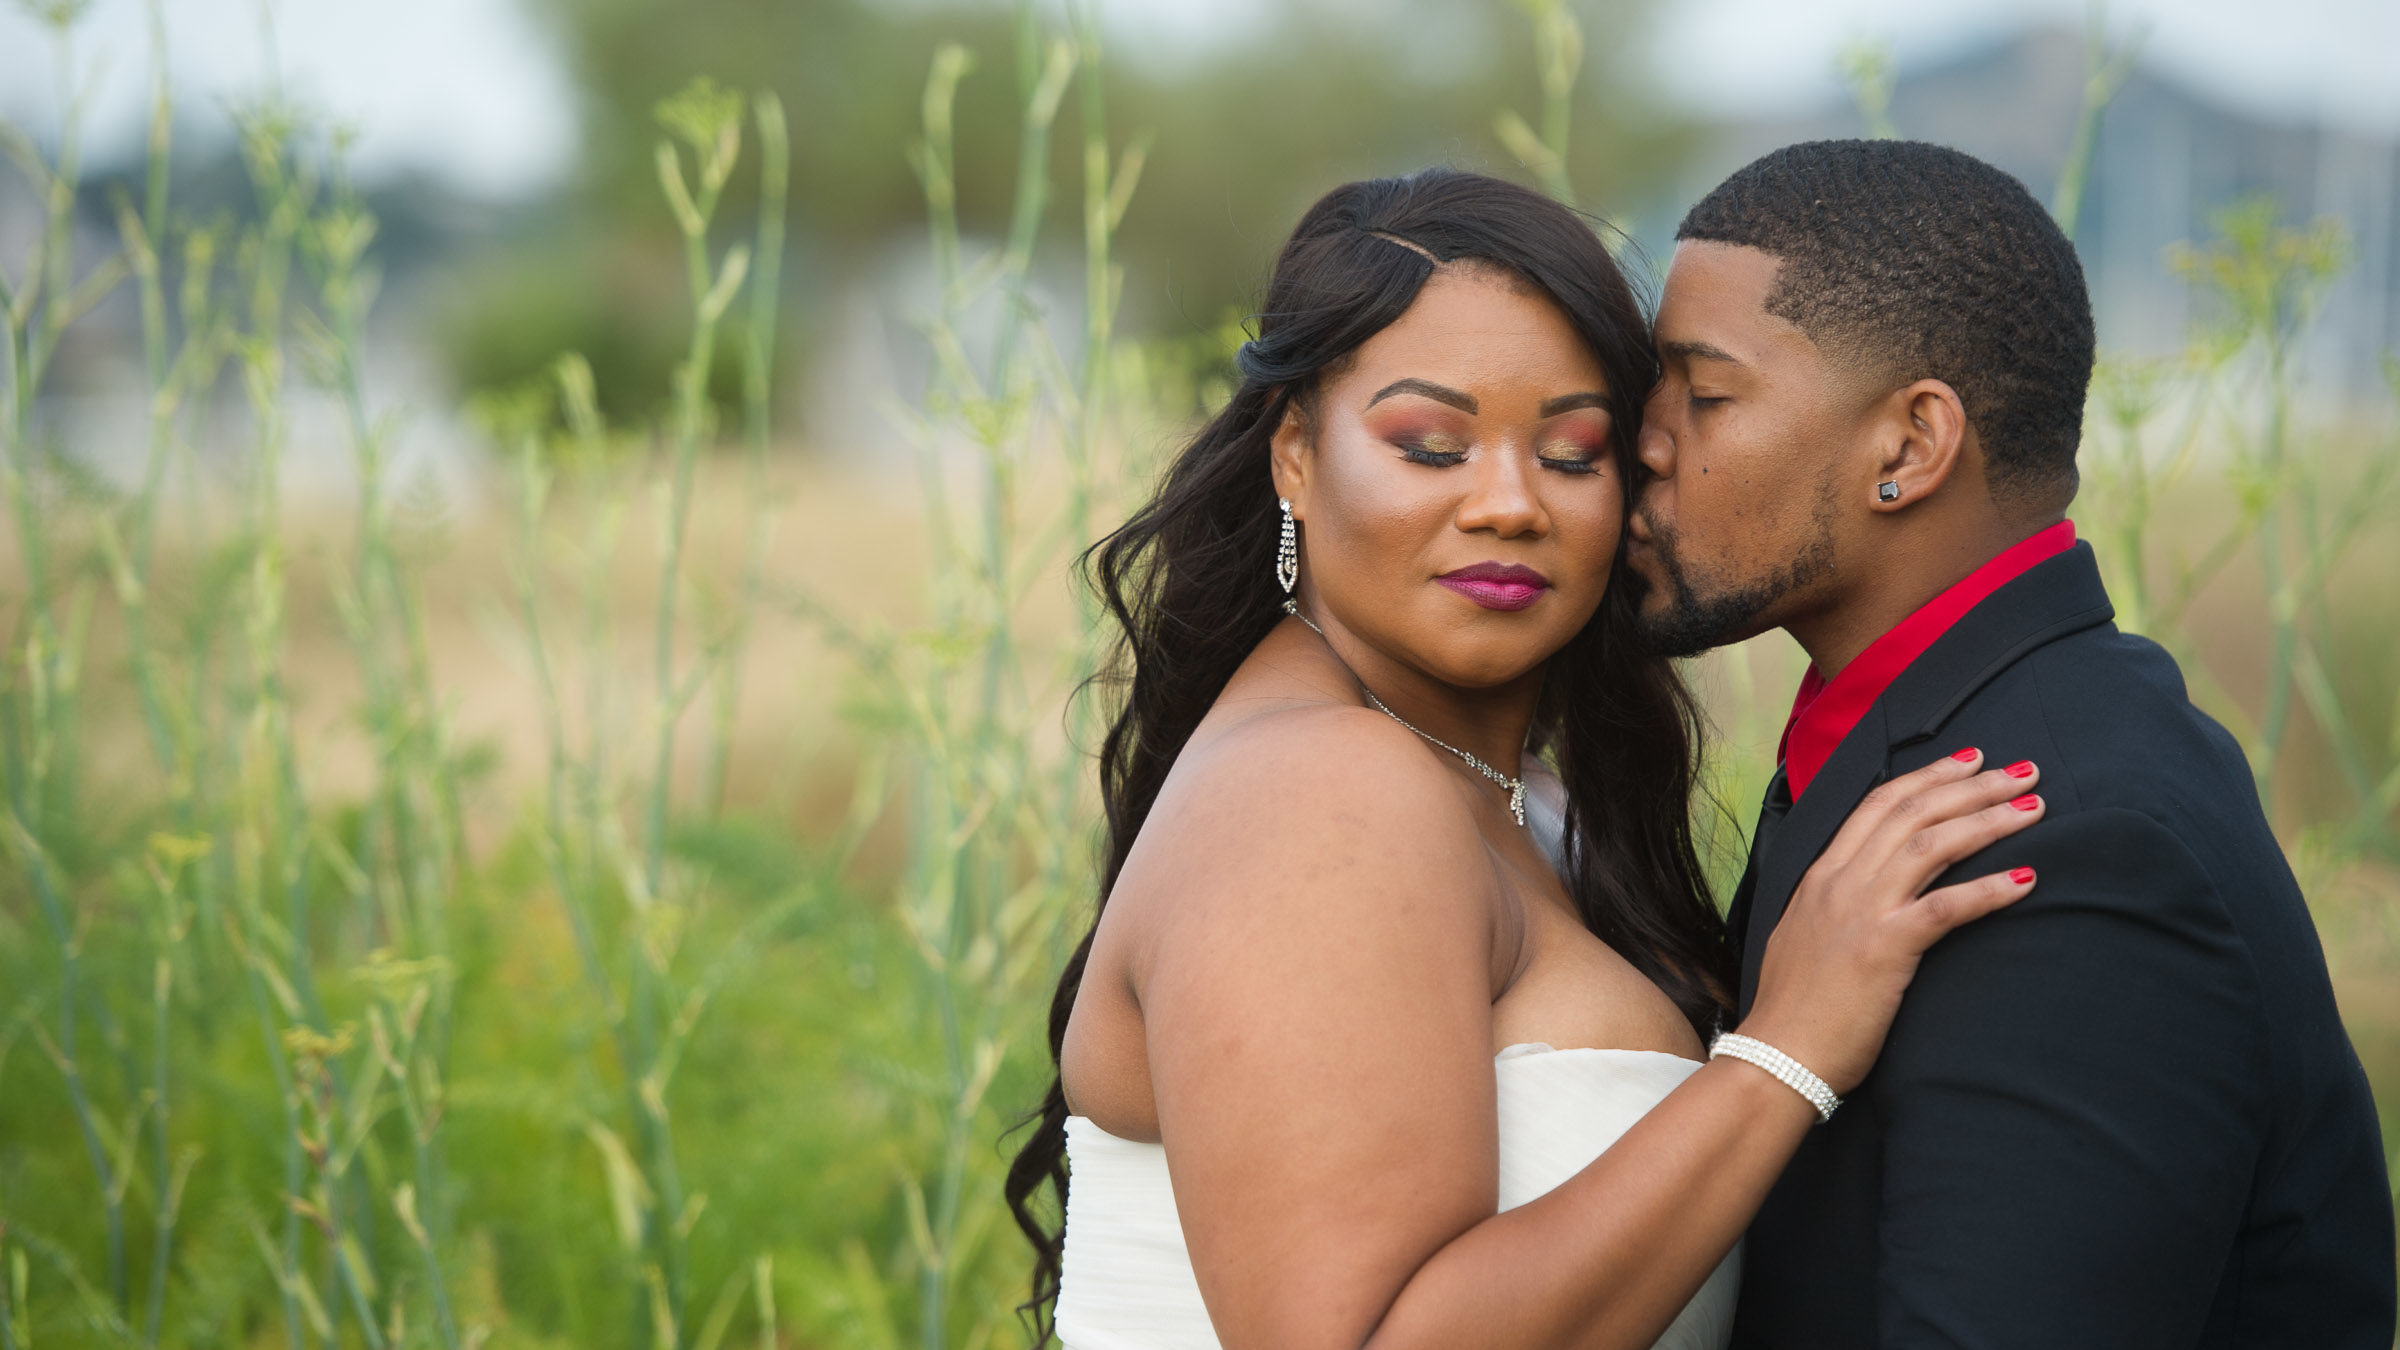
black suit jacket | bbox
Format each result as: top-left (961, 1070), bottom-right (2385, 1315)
top-left (1728, 543), bottom-right (2395, 1348)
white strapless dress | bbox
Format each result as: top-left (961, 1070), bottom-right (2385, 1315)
top-left (1055, 1043), bottom-right (1739, 1349)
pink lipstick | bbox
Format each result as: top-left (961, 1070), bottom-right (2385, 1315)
top-left (1435, 562), bottom-right (1550, 612)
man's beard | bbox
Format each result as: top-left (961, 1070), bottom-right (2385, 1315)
top-left (1633, 510), bottom-right (1835, 659)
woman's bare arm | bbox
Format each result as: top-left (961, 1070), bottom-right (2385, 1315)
top-left (1126, 722), bottom-right (2041, 1350)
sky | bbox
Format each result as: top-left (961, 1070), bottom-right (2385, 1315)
top-left (1, 0), bottom-right (2394, 199)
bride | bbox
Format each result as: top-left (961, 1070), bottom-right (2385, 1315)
top-left (1004, 168), bottom-right (2046, 1350)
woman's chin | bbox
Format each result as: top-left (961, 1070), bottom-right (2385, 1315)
top-left (1416, 647), bottom-right (1557, 692)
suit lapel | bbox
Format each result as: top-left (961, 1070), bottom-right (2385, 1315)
top-left (1738, 701), bottom-right (1891, 1011)
top-left (1732, 542), bottom-right (2119, 1013)
top-left (1723, 769), bottom-right (1785, 995)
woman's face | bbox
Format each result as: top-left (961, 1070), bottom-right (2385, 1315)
top-left (1271, 264), bottom-right (1624, 690)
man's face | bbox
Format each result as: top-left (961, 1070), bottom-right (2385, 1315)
top-left (1626, 241), bottom-right (1867, 657)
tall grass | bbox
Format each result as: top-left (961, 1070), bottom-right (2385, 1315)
top-left (0, 6), bottom-right (2393, 1350)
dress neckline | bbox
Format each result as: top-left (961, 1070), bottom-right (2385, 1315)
top-left (1496, 1041), bottom-right (1704, 1066)
top-left (1066, 1044), bottom-right (1704, 1145)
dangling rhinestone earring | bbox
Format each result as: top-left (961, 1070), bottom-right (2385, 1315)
top-left (1275, 498), bottom-right (1299, 594)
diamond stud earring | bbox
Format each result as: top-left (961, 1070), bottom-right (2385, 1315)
top-left (1877, 480), bottom-right (1901, 502)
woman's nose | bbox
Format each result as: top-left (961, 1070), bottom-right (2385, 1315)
top-left (1453, 451), bottom-right (1546, 538)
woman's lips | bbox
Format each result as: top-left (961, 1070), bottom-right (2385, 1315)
top-left (1435, 563), bottom-right (1550, 611)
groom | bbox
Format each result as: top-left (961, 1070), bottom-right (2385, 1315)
top-left (1626, 139), bottom-right (2396, 1346)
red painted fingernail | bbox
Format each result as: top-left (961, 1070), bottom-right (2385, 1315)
top-left (1950, 747), bottom-right (1979, 762)
top-left (2004, 760), bottom-right (2035, 778)
top-left (2010, 794), bottom-right (2040, 811)
top-left (2010, 866), bottom-right (2035, 884)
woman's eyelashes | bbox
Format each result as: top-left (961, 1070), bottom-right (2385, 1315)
top-left (1393, 431), bottom-right (1469, 467)
top-left (1388, 432), bottom-right (1604, 473)
top-left (1536, 441), bottom-right (1603, 474)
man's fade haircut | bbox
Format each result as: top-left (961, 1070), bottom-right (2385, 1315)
top-left (1677, 139), bottom-right (2095, 507)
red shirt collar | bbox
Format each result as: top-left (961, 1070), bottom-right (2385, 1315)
top-left (1778, 520), bottom-right (2078, 800)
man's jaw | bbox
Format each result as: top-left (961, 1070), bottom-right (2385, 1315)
top-left (1631, 536), bottom-right (1783, 656)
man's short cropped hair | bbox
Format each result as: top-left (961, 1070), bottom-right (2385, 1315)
top-left (1677, 139), bottom-right (2095, 506)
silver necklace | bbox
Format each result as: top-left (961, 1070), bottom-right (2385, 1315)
top-left (1282, 600), bottom-right (1527, 827)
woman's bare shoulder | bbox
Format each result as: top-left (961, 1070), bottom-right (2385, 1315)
top-left (1108, 701), bottom-right (1498, 963)
top-left (1173, 700), bottom-right (1484, 841)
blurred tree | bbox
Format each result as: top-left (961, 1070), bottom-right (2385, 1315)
top-left (439, 0), bottom-right (1692, 434)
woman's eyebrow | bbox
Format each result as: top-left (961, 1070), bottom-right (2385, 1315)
top-left (1539, 392), bottom-right (1609, 416)
top-left (1365, 378), bottom-right (1477, 413)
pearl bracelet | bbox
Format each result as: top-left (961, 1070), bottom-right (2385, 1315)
top-left (1710, 1032), bottom-right (1843, 1123)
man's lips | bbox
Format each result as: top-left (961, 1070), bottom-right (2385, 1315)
top-left (1435, 562), bottom-right (1550, 612)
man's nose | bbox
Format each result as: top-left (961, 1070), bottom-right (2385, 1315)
top-left (1636, 416), bottom-right (1675, 479)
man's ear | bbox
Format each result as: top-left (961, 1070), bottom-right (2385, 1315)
top-left (1868, 378), bottom-right (1968, 513)
top-left (1268, 391), bottom-right (1314, 514)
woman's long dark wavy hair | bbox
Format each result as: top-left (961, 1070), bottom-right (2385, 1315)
top-left (1003, 167), bottom-right (1734, 1339)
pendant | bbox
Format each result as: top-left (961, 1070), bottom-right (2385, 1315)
top-left (1508, 780), bottom-right (1526, 828)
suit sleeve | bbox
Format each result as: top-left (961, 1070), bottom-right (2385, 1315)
top-left (1870, 807), bottom-right (2265, 1348)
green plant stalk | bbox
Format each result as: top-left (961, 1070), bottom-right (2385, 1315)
top-left (304, 1069), bottom-right (390, 1350)
top-left (1072, 1), bottom-right (1128, 622)
top-left (506, 423), bottom-right (672, 1328)
top-left (309, 150), bottom-right (454, 997)
top-left (2051, 13), bottom-right (2143, 237)
top-left (1535, 0), bottom-right (1580, 203)
top-left (960, 17), bottom-right (1080, 1161)
top-left (143, 932), bottom-right (177, 1348)
top-left (1039, 0), bottom-right (1137, 908)
top-left (382, 1009), bottom-right (462, 1350)
top-left (501, 427), bottom-right (700, 1345)
top-left (915, 47), bottom-right (973, 299)
top-left (2093, 358), bottom-right (2211, 642)
top-left (2252, 318), bottom-right (2297, 820)
top-left (642, 114), bottom-right (739, 896)
top-left (704, 91), bottom-right (791, 818)
top-left (240, 390), bottom-right (319, 1350)
top-left (236, 119), bottom-right (343, 1045)
top-left (513, 436), bottom-right (617, 1015)
top-left (117, 0), bottom-right (184, 789)
top-left (2105, 407), bottom-right (2153, 632)
top-left (968, 11), bottom-right (1075, 761)
top-left (234, 116), bottom-right (362, 1347)
top-left (1837, 40), bottom-right (1899, 140)
top-left (754, 1254), bottom-right (776, 1350)
top-left (0, 733), bottom-right (125, 1310)
top-left (511, 430), bottom-right (672, 1350)
top-left (639, 121), bottom-right (747, 1339)
top-left (0, 1233), bottom-right (15, 1350)
top-left (907, 47), bottom-right (980, 1348)
top-left (110, 223), bottom-right (180, 787)
top-left (887, 10), bottom-right (1139, 1342)
top-left (231, 888), bottom-right (312, 1350)
top-left (1491, 1), bottom-right (1577, 203)
top-left (314, 165), bottom-right (470, 1345)
top-left (318, 179), bottom-right (445, 1311)
top-left (1, 23), bottom-right (133, 1316)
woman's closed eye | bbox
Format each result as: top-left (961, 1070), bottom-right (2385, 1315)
top-left (1536, 437), bottom-right (1604, 475)
top-left (1394, 432), bottom-right (1469, 467)
top-left (1395, 433), bottom-right (1604, 474)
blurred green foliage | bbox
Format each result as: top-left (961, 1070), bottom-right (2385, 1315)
top-left (435, 0), bottom-right (1694, 433)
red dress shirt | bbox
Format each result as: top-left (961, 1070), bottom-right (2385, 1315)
top-left (1778, 520), bottom-right (2078, 799)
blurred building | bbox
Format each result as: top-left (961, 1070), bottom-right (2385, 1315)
top-left (1656, 27), bottom-right (2400, 403)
